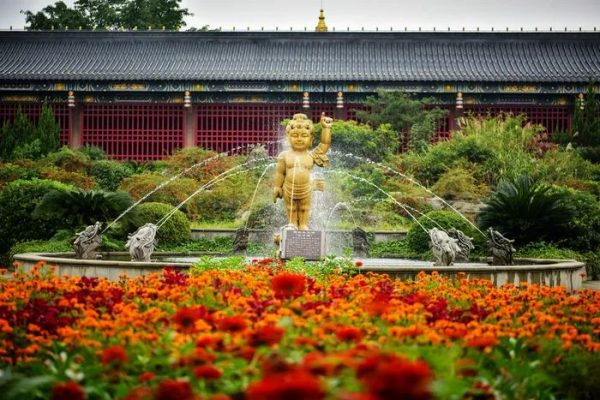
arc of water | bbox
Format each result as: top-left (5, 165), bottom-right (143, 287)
top-left (324, 202), bottom-right (359, 231)
top-left (325, 170), bottom-right (430, 234)
top-left (344, 196), bottom-right (445, 231)
top-left (329, 151), bottom-right (487, 238)
top-left (103, 140), bottom-right (284, 233)
top-left (244, 163), bottom-right (277, 230)
top-left (156, 160), bottom-right (275, 229)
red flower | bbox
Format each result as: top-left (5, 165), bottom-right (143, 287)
top-left (357, 353), bottom-right (432, 400)
top-left (217, 315), bottom-right (248, 332)
top-left (155, 379), bottom-right (196, 400)
top-left (355, 261), bottom-right (364, 267)
top-left (172, 306), bottom-right (208, 333)
top-left (248, 325), bottom-right (285, 347)
top-left (246, 368), bottom-right (325, 400)
top-left (335, 326), bottom-right (363, 343)
top-left (138, 372), bottom-right (156, 382)
top-left (51, 381), bottom-right (86, 400)
top-left (271, 273), bottom-right (306, 299)
top-left (123, 387), bottom-right (153, 400)
top-left (101, 345), bottom-right (128, 366)
top-left (194, 365), bottom-right (223, 380)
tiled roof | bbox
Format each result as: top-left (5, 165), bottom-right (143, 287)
top-left (0, 31), bottom-right (599, 82)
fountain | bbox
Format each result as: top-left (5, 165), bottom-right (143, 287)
top-left (12, 114), bottom-right (586, 290)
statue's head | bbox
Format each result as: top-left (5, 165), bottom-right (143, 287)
top-left (286, 113), bottom-right (313, 151)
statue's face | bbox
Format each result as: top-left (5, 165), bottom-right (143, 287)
top-left (288, 128), bottom-right (312, 151)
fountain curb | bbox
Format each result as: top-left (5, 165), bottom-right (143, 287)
top-left (13, 253), bottom-right (586, 292)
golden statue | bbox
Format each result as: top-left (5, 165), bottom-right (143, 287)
top-left (273, 113), bottom-right (332, 230)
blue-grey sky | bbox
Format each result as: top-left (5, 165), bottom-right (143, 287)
top-left (0, 0), bottom-right (598, 31)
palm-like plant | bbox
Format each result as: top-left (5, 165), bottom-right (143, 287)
top-left (33, 189), bottom-right (138, 229)
top-left (476, 175), bottom-right (573, 245)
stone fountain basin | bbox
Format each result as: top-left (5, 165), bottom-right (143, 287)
top-left (13, 252), bottom-right (586, 292)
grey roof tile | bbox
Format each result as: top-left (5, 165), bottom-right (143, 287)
top-left (0, 31), bottom-right (599, 83)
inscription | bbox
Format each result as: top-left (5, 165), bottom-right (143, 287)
top-left (282, 230), bottom-right (325, 261)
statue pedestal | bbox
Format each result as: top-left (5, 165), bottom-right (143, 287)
top-left (280, 230), bottom-right (325, 260)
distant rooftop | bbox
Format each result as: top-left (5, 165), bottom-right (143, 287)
top-left (0, 30), bottom-right (599, 83)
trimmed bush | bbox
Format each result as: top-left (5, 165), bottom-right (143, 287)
top-left (119, 173), bottom-right (200, 217)
top-left (431, 166), bottom-right (489, 201)
top-left (90, 160), bottom-right (134, 191)
top-left (0, 163), bottom-right (40, 189)
top-left (405, 210), bottom-right (485, 255)
top-left (43, 146), bottom-right (91, 172)
top-left (0, 179), bottom-right (72, 259)
top-left (136, 202), bottom-right (190, 244)
top-left (38, 166), bottom-right (97, 190)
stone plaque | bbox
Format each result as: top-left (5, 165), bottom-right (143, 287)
top-left (281, 230), bottom-right (325, 261)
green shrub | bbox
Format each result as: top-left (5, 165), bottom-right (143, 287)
top-left (38, 166), bottom-right (97, 190)
top-left (552, 188), bottom-right (600, 252)
top-left (0, 179), bottom-right (72, 259)
top-left (431, 166), bottom-right (489, 200)
top-left (79, 144), bottom-right (107, 161)
top-left (193, 173), bottom-right (257, 222)
top-left (43, 146), bottom-right (91, 172)
top-left (405, 210), bottom-right (484, 255)
top-left (10, 239), bottom-right (72, 259)
top-left (90, 160), bottom-right (134, 191)
top-left (119, 173), bottom-right (200, 217)
top-left (476, 175), bottom-right (573, 246)
top-left (0, 163), bottom-right (40, 189)
top-left (164, 147), bottom-right (240, 182)
top-left (534, 149), bottom-right (597, 185)
top-left (323, 120), bottom-right (399, 165)
top-left (136, 202), bottom-right (190, 244)
top-left (370, 240), bottom-right (420, 258)
top-left (516, 242), bottom-right (582, 260)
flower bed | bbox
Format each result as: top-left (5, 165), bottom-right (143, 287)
top-left (1, 260), bottom-right (599, 399)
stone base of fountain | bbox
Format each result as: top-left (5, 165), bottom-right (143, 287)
top-left (280, 230), bottom-right (326, 260)
top-left (13, 252), bottom-right (587, 292)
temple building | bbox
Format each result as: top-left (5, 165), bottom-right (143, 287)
top-left (1, 12), bottom-right (599, 160)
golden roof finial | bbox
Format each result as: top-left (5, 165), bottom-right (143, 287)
top-left (315, 9), bottom-right (328, 32)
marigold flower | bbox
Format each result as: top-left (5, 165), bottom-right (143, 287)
top-left (217, 315), bottom-right (248, 332)
top-left (51, 381), bottom-right (86, 400)
top-left (466, 334), bottom-right (498, 350)
top-left (246, 368), bottom-right (325, 400)
top-left (248, 325), bottom-right (285, 347)
top-left (172, 306), bottom-right (208, 333)
top-left (101, 345), bottom-right (128, 366)
top-left (336, 326), bottom-right (363, 343)
top-left (271, 273), bottom-right (306, 299)
top-left (138, 372), bottom-right (156, 383)
top-left (357, 353), bottom-right (432, 400)
top-left (122, 387), bottom-right (153, 400)
top-left (155, 379), bottom-right (195, 400)
top-left (194, 365), bottom-right (223, 380)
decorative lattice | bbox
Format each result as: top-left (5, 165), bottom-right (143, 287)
top-left (81, 104), bottom-right (184, 161)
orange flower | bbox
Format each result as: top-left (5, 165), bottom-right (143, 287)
top-left (466, 334), bottom-right (499, 350)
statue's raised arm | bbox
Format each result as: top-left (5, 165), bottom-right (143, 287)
top-left (311, 112), bottom-right (333, 167)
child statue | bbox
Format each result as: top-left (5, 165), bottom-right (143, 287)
top-left (273, 113), bottom-right (332, 230)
